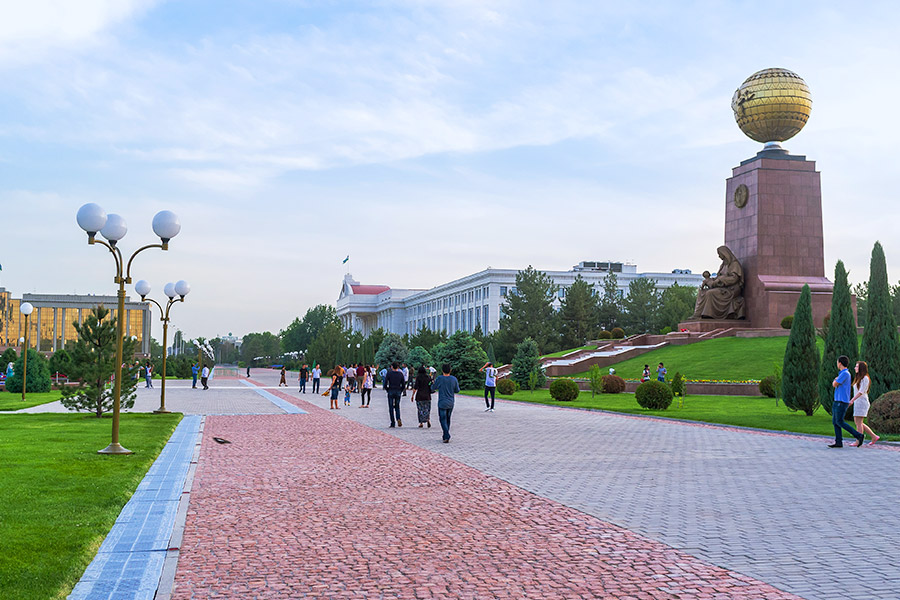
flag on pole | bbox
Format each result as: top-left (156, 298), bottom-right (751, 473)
top-left (342, 255), bottom-right (349, 264)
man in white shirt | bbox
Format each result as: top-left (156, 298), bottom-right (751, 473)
top-left (480, 362), bottom-right (498, 412)
top-left (311, 366), bottom-right (322, 393)
top-left (200, 365), bottom-right (210, 390)
top-left (401, 363), bottom-right (409, 396)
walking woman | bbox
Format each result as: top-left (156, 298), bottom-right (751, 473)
top-left (411, 366), bottom-right (432, 428)
top-left (850, 361), bottom-right (880, 445)
top-left (360, 367), bottom-right (373, 408)
top-left (279, 366), bottom-right (287, 387)
top-left (324, 369), bottom-right (340, 410)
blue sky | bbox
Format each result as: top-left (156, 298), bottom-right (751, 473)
top-left (1, 1), bottom-right (899, 339)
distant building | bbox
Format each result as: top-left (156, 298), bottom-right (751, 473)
top-left (0, 288), bottom-right (151, 355)
top-left (336, 261), bottom-right (702, 337)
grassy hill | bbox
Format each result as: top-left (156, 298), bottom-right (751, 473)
top-left (570, 336), bottom-right (833, 382)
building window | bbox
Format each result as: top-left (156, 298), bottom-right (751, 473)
top-left (500, 286), bottom-right (507, 296)
top-left (475, 288), bottom-right (480, 301)
top-left (558, 288), bottom-right (566, 299)
top-left (483, 306), bottom-right (489, 329)
top-left (468, 308), bottom-right (473, 332)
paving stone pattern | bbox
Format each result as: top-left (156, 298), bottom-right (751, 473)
top-left (260, 371), bottom-right (900, 600)
top-left (171, 383), bottom-right (802, 599)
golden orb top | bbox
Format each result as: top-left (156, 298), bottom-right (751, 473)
top-left (732, 68), bottom-right (812, 144)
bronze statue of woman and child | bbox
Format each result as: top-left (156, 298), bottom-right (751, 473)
top-left (692, 245), bottom-right (745, 320)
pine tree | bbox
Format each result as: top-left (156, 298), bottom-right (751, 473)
top-left (496, 266), bottom-right (559, 356)
top-left (621, 278), bottom-right (660, 334)
top-left (860, 241), bottom-right (900, 399)
top-left (782, 285), bottom-right (821, 416)
top-left (60, 306), bottom-right (139, 417)
top-left (510, 338), bottom-right (545, 389)
top-left (597, 272), bottom-right (622, 330)
top-left (5, 349), bottom-right (52, 394)
top-left (431, 331), bottom-right (488, 389)
top-left (818, 261), bottom-right (858, 414)
top-left (373, 333), bottom-right (409, 369)
top-left (558, 275), bottom-right (600, 349)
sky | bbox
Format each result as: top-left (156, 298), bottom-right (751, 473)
top-left (1, 0), bottom-right (899, 341)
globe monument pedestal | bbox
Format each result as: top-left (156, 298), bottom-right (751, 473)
top-left (682, 68), bottom-right (833, 332)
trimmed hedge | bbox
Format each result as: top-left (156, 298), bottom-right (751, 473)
top-left (601, 374), bottom-right (626, 394)
top-left (497, 378), bottom-right (516, 395)
top-left (549, 378), bottom-right (580, 402)
top-left (869, 390), bottom-right (900, 434)
top-left (781, 315), bottom-right (794, 329)
top-left (759, 375), bottom-right (777, 398)
top-left (635, 380), bottom-right (673, 410)
top-left (598, 330), bottom-right (612, 339)
top-left (611, 327), bottom-right (625, 339)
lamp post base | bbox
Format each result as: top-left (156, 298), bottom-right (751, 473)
top-left (153, 408), bottom-right (171, 414)
top-left (98, 443), bottom-right (133, 455)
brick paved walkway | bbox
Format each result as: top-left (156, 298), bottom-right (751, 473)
top-left (170, 381), bottom-right (803, 599)
top-left (249, 370), bottom-right (900, 600)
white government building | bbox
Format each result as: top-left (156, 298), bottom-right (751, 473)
top-left (336, 261), bottom-right (703, 337)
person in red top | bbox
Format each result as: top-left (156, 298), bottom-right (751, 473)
top-left (356, 364), bottom-right (366, 393)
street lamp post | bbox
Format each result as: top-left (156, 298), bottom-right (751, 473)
top-left (76, 203), bottom-right (181, 455)
top-left (19, 302), bottom-right (33, 400)
top-left (135, 280), bottom-right (190, 414)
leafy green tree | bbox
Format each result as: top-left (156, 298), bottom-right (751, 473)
top-left (860, 242), bottom-right (900, 399)
top-left (281, 304), bottom-right (340, 353)
top-left (510, 337), bottom-right (545, 390)
top-left (241, 332), bottom-right (282, 366)
top-left (657, 283), bottom-right (697, 333)
top-left (496, 266), bottom-right (559, 357)
top-left (374, 333), bottom-right (408, 369)
top-left (59, 306), bottom-right (139, 416)
top-left (782, 285), bottom-right (821, 416)
top-left (406, 346), bottom-right (434, 370)
top-left (431, 331), bottom-right (488, 390)
top-left (408, 325), bottom-right (446, 354)
top-left (5, 349), bottom-right (52, 394)
top-left (587, 364), bottom-right (605, 397)
top-left (818, 261), bottom-right (858, 414)
top-left (597, 272), bottom-right (622, 330)
top-left (366, 328), bottom-right (386, 360)
top-left (48, 348), bottom-right (73, 378)
top-left (852, 282), bottom-right (868, 327)
top-left (558, 275), bottom-right (600, 349)
top-left (306, 321), bottom-right (348, 370)
top-left (621, 278), bottom-right (660, 334)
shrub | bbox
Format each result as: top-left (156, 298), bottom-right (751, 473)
top-left (511, 338), bottom-right (545, 389)
top-left (549, 378), bottom-right (580, 402)
top-left (598, 330), bottom-right (612, 340)
top-left (497, 378), bottom-right (516, 395)
top-left (660, 326), bottom-right (672, 335)
top-left (5, 349), bottom-right (52, 394)
top-left (781, 315), bottom-right (794, 329)
top-left (670, 372), bottom-right (686, 398)
top-left (635, 380), bottom-right (673, 410)
top-left (587, 364), bottom-right (604, 397)
top-left (869, 390), bottom-right (900, 434)
top-left (611, 327), bottom-right (625, 339)
top-left (601, 374), bottom-right (626, 393)
top-left (759, 375), bottom-right (777, 398)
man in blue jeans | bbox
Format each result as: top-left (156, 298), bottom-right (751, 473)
top-left (383, 362), bottom-right (405, 428)
top-left (431, 363), bottom-right (460, 443)
top-left (829, 355), bottom-right (865, 448)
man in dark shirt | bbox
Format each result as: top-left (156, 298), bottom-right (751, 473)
top-left (383, 362), bottom-right (406, 428)
top-left (431, 363), bottom-right (460, 443)
top-left (299, 364), bottom-right (309, 394)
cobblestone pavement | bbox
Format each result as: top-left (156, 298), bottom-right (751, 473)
top-left (250, 370), bottom-right (900, 600)
top-left (172, 384), bottom-right (801, 599)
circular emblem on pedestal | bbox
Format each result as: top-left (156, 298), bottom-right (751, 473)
top-left (734, 184), bottom-right (749, 208)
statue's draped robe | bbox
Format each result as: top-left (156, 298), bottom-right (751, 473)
top-left (693, 258), bottom-right (745, 320)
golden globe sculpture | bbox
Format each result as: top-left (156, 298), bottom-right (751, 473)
top-left (732, 68), bottom-right (812, 148)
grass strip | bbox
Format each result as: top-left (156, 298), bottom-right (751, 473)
top-left (0, 390), bottom-right (64, 411)
top-left (0, 412), bottom-right (183, 600)
top-left (461, 389), bottom-right (899, 441)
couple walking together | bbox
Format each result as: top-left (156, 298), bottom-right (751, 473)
top-left (830, 356), bottom-right (880, 448)
top-left (385, 362), bottom-right (459, 443)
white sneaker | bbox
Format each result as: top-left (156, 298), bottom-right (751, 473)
top-left (484, 407), bottom-right (491, 412)
top-left (489, 408), bottom-right (494, 412)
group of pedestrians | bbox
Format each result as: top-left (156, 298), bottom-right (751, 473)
top-left (384, 362), bottom-right (460, 442)
top-left (321, 363), bottom-right (377, 411)
top-left (640, 362), bottom-right (667, 383)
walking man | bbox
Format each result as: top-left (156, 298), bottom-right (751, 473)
top-left (383, 362), bottom-right (405, 428)
top-left (829, 355), bottom-right (865, 448)
top-left (431, 363), bottom-right (460, 443)
top-left (191, 363), bottom-right (200, 389)
top-left (312, 365), bottom-right (321, 394)
top-left (201, 365), bottom-right (210, 390)
top-left (246, 365), bottom-right (250, 378)
top-left (401, 363), bottom-right (409, 396)
top-left (657, 362), bottom-right (667, 382)
top-left (480, 361), bottom-right (497, 412)
top-left (299, 364), bottom-right (308, 393)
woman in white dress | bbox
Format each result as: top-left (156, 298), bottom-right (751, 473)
top-left (849, 361), bottom-right (880, 446)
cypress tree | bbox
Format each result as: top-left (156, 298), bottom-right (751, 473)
top-left (860, 241), bottom-right (900, 399)
top-left (818, 261), bottom-right (858, 414)
top-left (782, 285), bottom-right (821, 415)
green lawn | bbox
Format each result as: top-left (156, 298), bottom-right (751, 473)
top-left (0, 413), bottom-right (183, 600)
top-left (0, 390), bottom-right (63, 411)
top-left (461, 389), bottom-right (899, 441)
top-left (569, 336), bottom-right (830, 381)
top-left (541, 345), bottom-right (595, 359)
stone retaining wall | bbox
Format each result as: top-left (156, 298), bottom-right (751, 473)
top-left (569, 379), bottom-right (762, 397)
